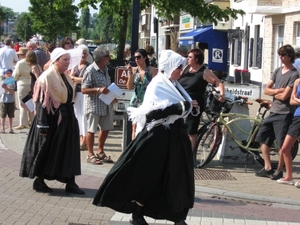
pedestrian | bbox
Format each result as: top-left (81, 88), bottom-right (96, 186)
top-left (179, 48), bottom-right (225, 152)
top-left (75, 38), bottom-right (93, 63)
top-left (0, 68), bottom-right (16, 134)
top-left (93, 49), bottom-right (196, 225)
top-left (293, 47), bottom-right (300, 75)
top-left (81, 46), bottom-right (114, 165)
top-left (69, 44), bottom-right (90, 150)
top-left (277, 77), bottom-right (300, 186)
top-left (26, 41), bottom-right (49, 69)
top-left (126, 49), bottom-right (157, 139)
top-left (255, 44), bottom-right (299, 180)
top-left (177, 46), bottom-right (188, 58)
top-left (19, 47), bottom-right (84, 195)
top-left (0, 37), bottom-right (18, 71)
top-left (59, 37), bottom-right (74, 50)
top-left (145, 45), bottom-right (157, 68)
top-left (13, 47), bottom-right (33, 130)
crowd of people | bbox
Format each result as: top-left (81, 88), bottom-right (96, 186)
top-left (2, 35), bottom-right (300, 224)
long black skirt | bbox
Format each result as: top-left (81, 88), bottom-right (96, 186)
top-left (19, 104), bottom-right (81, 183)
top-left (93, 119), bottom-right (194, 222)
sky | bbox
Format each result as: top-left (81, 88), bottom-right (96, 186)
top-left (0, 0), bottom-right (98, 15)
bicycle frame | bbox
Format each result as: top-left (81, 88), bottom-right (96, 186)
top-left (215, 104), bottom-right (271, 156)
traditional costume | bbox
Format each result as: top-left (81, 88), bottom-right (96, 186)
top-left (20, 48), bottom-right (81, 185)
top-left (93, 50), bottom-right (195, 223)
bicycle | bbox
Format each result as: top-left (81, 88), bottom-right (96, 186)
top-left (194, 84), bottom-right (299, 168)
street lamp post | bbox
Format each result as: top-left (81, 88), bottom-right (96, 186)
top-left (130, 0), bottom-right (140, 56)
top-left (6, 15), bottom-right (8, 36)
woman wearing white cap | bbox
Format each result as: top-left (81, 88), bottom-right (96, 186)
top-left (19, 47), bottom-right (84, 195)
top-left (93, 50), bottom-right (197, 225)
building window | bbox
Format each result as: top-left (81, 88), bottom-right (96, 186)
top-left (295, 23), bottom-right (300, 47)
top-left (250, 25), bottom-right (262, 68)
top-left (274, 25), bottom-right (284, 69)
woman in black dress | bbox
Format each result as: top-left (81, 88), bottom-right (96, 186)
top-left (19, 47), bottom-right (84, 195)
top-left (93, 50), bottom-right (197, 225)
top-left (179, 48), bottom-right (225, 152)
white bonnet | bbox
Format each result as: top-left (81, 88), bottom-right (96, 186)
top-left (158, 50), bottom-right (185, 78)
top-left (50, 47), bottom-right (69, 62)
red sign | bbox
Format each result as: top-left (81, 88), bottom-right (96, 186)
top-left (115, 66), bottom-right (130, 88)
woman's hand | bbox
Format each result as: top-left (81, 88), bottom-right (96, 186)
top-left (218, 94), bottom-right (225, 102)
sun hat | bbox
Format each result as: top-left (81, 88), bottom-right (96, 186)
top-left (16, 47), bottom-right (28, 55)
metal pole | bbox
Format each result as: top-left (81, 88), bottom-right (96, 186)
top-left (130, 0), bottom-right (140, 56)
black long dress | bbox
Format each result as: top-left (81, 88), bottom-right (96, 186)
top-left (93, 103), bottom-right (194, 222)
top-left (19, 74), bottom-right (81, 183)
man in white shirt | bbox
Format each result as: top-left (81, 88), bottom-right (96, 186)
top-left (0, 37), bottom-right (19, 72)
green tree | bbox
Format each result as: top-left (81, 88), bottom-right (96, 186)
top-left (78, 0), bottom-right (244, 59)
top-left (79, 7), bottom-right (90, 39)
top-left (16, 12), bottom-right (35, 42)
top-left (0, 7), bottom-right (16, 36)
top-left (29, 0), bottom-right (79, 42)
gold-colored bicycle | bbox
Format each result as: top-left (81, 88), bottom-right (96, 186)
top-left (194, 84), bottom-right (299, 168)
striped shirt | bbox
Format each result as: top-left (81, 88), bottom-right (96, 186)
top-left (82, 62), bottom-right (111, 115)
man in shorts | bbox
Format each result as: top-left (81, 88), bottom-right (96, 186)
top-left (82, 46), bottom-right (114, 165)
top-left (255, 44), bottom-right (299, 179)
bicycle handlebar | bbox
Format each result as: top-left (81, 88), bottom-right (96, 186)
top-left (206, 84), bottom-right (253, 106)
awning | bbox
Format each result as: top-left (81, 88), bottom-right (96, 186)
top-left (178, 26), bottom-right (228, 71)
top-left (178, 26), bottom-right (213, 43)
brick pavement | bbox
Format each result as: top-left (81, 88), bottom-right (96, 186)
top-left (1, 102), bottom-right (300, 224)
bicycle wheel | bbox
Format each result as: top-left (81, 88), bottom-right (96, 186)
top-left (193, 123), bottom-right (221, 168)
top-left (253, 141), bottom-right (299, 169)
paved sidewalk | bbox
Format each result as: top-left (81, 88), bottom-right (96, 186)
top-left (1, 101), bottom-right (300, 224)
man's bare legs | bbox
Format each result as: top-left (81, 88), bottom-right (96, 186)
top-left (261, 143), bottom-right (272, 170)
top-left (97, 130), bottom-right (109, 155)
top-left (255, 143), bottom-right (274, 177)
top-left (86, 131), bottom-right (95, 157)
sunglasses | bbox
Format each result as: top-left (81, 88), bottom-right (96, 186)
top-left (134, 55), bottom-right (142, 60)
top-left (279, 53), bottom-right (287, 57)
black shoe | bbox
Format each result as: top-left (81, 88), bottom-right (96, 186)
top-left (129, 217), bottom-right (149, 225)
top-left (270, 170), bottom-right (283, 180)
top-left (33, 178), bottom-right (53, 193)
top-left (255, 168), bottom-right (274, 178)
top-left (174, 220), bottom-right (187, 225)
top-left (65, 183), bottom-right (85, 195)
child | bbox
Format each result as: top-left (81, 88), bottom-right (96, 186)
top-left (0, 68), bottom-right (16, 134)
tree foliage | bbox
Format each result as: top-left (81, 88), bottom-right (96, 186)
top-left (16, 12), bottom-right (35, 42)
top-left (0, 7), bottom-right (17, 36)
top-left (79, 7), bottom-right (90, 39)
top-left (78, 0), bottom-right (244, 59)
top-left (29, 0), bottom-right (79, 42)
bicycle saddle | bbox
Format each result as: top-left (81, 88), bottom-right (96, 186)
top-left (255, 98), bottom-right (272, 109)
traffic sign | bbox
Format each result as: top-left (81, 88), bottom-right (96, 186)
top-left (115, 66), bottom-right (130, 88)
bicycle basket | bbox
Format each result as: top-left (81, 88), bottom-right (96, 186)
top-left (205, 94), bottom-right (233, 114)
